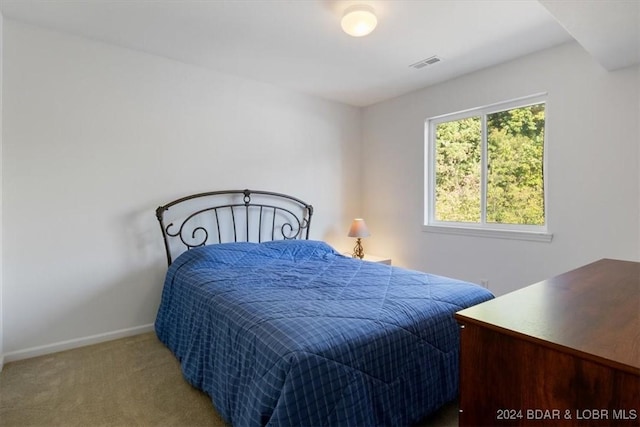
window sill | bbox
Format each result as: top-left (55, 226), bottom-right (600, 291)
top-left (423, 225), bottom-right (553, 242)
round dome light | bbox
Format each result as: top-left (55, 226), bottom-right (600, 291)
top-left (341, 5), bottom-right (377, 37)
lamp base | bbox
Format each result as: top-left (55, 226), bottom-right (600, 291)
top-left (352, 238), bottom-right (365, 259)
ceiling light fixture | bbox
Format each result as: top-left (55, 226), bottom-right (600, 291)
top-left (341, 4), bottom-right (377, 37)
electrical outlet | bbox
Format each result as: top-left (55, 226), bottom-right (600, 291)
top-left (480, 279), bottom-right (489, 289)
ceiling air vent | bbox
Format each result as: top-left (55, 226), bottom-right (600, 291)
top-left (409, 56), bottom-right (442, 70)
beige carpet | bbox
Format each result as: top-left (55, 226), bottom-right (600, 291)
top-left (0, 333), bottom-right (226, 427)
top-left (0, 333), bottom-right (458, 426)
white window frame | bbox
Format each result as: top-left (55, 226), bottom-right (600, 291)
top-left (424, 93), bottom-right (552, 242)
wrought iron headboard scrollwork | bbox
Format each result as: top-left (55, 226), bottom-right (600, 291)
top-left (156, 189), bottom-right (314, 266)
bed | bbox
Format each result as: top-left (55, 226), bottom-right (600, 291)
top-left (154, 189), bottom-right (494, 426)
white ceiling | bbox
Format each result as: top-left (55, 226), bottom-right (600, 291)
top-left (1, 0), bottom-right (638, 107)
top-left (539, 0), bottom-right (639, 71)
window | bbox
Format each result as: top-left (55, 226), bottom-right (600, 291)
top-left (424, 94), bottom-right (551, 241)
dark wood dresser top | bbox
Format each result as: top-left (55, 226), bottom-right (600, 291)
top-left (455, 258), bottom-right (640, 375)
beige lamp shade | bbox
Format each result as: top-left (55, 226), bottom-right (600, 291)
top-left (348, 218), bottom-right (371, 238)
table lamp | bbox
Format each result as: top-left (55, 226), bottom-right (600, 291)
top-left (348, 218), bottom-right (370, 259)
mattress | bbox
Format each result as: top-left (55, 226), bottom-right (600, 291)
top-left (155, 239), bottom-right (494, 426)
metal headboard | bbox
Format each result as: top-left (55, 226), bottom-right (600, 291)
top-left (155, 189), bottom-right (314, 266)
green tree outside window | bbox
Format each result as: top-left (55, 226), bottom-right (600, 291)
top-left (433, 103), bottom-right (545, 226)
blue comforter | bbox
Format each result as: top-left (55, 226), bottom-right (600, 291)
top-left (155, 240), bottom-right (493, 426)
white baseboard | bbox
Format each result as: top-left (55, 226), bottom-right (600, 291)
top-left (2, 324), bottom-right (155, 364)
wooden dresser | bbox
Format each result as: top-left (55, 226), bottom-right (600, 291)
top-left (455, 259), bottom-right (640, 427)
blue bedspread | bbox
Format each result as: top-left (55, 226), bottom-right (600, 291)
top-left (155, 240), bottom-right (493, 427)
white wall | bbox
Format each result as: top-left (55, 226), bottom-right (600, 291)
top-left (2, 20), bottom-right (362, 357)
top-left (362, 42), bottom-right (640, 296)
